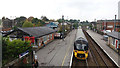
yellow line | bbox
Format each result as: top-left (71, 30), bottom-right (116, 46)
top-left (61, 44), bottom-right (71, 67)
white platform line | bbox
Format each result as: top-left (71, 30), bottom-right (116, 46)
top-left (69, 49), bottom-right (74, 68)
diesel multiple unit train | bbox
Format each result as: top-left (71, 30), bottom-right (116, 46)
top-left (73, 28), bottom-right (89, 60)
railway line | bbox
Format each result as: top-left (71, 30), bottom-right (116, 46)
top-left (71, 29), bottom-right (118, 68)
top-left (72, 57), bottom-right (88, 68)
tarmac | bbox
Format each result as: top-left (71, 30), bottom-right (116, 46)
top-left (36, 29), bottom-right (77, 66)
top-left (87, 30), bottom-right (120, 67)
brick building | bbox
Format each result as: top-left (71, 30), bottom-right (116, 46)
top-left (97, 20), bottom-right (120, 32)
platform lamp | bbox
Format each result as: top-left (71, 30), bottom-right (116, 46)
top-left (114, 15), bottom-right (117, 31)
top-left (62, 15), bottom-right (64, 39)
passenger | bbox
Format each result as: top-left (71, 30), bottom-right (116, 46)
top-left (42, 41), bottom-right (45, 47)
top-left (118, 44), bottom-right (120, 54)
top-left (32, 59), bottom-right (39, 68)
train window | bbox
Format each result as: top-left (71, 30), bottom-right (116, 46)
top-left (75, 43), bottom-right (87, 51)
top-left (76, 44), bottom-right (82, 50)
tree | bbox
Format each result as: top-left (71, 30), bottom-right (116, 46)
top-left (2, 37), bottom-right (32, 66)
top-left (41, 16), bottom-right (49, 21)
top-left (57, 19), bottom-right (62, 23)
top-left (32, 18), bottom-right (39, 24)
top-left (22, 20), bottom-right (33, 27)
top-left (73, 23), bottom-right (78, 29)
top-left (14, 16), bottom-right (27, 27)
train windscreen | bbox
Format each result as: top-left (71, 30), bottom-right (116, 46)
top-left (74, 43), bottom-right (88, 51)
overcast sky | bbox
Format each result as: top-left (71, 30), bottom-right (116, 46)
top-left (0, 0), bottom-right (120, 21)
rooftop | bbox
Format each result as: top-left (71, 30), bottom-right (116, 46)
top-left (18, 27), bottom-right (56, 38)
top-left (106, 32), bottom-right (120, 40)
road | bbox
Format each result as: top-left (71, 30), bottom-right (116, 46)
top-left (36, 29), bottom-right (77, 66)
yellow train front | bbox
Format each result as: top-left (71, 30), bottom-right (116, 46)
top-left (73, 37), bottom-right (88, 60)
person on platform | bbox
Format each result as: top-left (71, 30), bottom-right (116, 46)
top-left (118, 44), bottom-right (120, 54)
top-left (32, 59), bottom-right (38, 68)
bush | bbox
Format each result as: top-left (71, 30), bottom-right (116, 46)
top-left (2, 37), bottom-right (32, 66)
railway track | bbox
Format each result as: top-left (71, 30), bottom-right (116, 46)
top-left (83, 30), bottom-right (118, 68)
top-left (72, 56), bottom-right (88, 68)
top-left (71, 29), bottom-right (118, 68)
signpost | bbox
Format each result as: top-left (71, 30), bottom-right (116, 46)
top-left (19, 50), bottom-right (29, 58)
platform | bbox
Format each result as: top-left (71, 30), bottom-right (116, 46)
top-left (87, 30), bottom-right (120, 67)
top-left (36, 30), bottom-right (77, 66)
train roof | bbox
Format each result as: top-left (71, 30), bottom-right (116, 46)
top-left (75, 37), bottom-right (88, 44)
top-left (75, 29), bottom-right (88, 42)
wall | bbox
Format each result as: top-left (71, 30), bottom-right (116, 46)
top-left (37, 33), bottom-right (55, 48)
top-left (102, 21), bottom-right (120, 32)
top-left (108, 36), bottom-right (119, 50)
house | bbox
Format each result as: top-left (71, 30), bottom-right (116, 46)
top-left (2, 18), bottom-right (15, 29)
top-left (46, 22), bottom-right (58, 29)
top-left (106, 32), bottom-right (120, 52)
top-left (97, 20), bottom-right (120, 32)
top-left (4, 27), bottom-right (57, 48)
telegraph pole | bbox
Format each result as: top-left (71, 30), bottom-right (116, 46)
top-left (114, 15), bottom-right (117, 31)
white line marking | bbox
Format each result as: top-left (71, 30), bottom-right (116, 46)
top-left (69, 50), bottom-right (73, 68)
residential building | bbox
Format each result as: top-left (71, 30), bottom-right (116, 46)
top-left (1, 17), bottom-right (16, 31)
top-left (46, 22), bottom-right (58, 29)
top-left (97, 20), bottom-right (120, 32)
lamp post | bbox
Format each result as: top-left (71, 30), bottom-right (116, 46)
top-left (62, 15), bottom-right (64, 39)
top-left (114, 15), bottom-right (117, 31)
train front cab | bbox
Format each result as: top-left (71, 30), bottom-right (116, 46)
top-left (73, 50), bottom-right (88, 60)
top-left (73, 40), bottom-right (88, 60)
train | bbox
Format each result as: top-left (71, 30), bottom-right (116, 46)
top-left (73, 28), bottom-right (89, 60)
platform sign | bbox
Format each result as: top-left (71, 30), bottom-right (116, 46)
top-left (19, 50), bottom-right (29, 58)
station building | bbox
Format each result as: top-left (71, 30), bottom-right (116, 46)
top-left (4, 27), bottom-right (57, 48)
top-left (106, 32), bottom-right (120, 52)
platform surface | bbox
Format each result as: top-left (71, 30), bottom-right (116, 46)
top-left (87, 30), bottom-right (120, 67)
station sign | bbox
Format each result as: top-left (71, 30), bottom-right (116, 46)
top-left (19, 50), bottom-right (29, 58)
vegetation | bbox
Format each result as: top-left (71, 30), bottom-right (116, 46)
top-left (73, 23), bottom-right (78, 29)
top-left (22, 20), bottom-right (33, 27)
top-left (41, 16), bottom-right (49, 21)
top-left (2, 37), bottom-right (32, 66)
top-left (15, 16), bottom-right (27, 27)
top-left (31, 18), bottom-right (45, 26)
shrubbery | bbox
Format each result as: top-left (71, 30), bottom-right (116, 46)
top-left (2, 37), bottom-right (32, 66)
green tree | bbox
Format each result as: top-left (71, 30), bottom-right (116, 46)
top-left (57, 19), bottom-right (62, 23)
top-left (32, 18), bottom-right (39, 24)
top-left (41, 16), bottom-right (49, 21)
top-left (22, 20), bottom-right (33, 27)
top-left (14, 16), bottom-right (27, 27)
top-left (2, 37), bottom-right (32, 66)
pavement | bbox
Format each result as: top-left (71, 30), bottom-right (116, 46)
top-left (36, 29), bottom-right (77, 66)
top-left (87, 30), bottom-right (120, 67)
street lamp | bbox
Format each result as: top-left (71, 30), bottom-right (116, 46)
top-left (114, 15), bottom-right (117, 31)
top-left (62, 15), bottom-right (64, 39)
